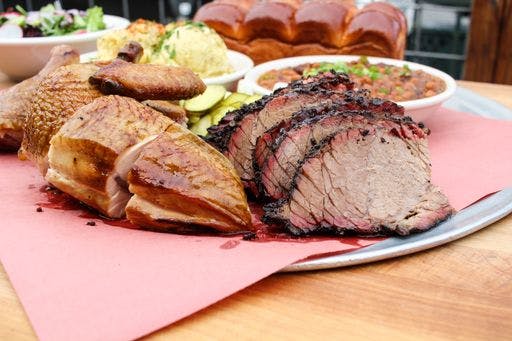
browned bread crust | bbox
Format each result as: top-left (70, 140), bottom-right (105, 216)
top-left (194, 0), bottom-right (406, 63)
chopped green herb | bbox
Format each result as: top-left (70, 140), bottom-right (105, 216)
top-left (385, 66), bottom-right (392, 75)
top-left (400, 64), bottom-right (412, 77)
top-left (303, 58), bottom-right (387, 81)
top-left (378, 87), bottom-right (390, 94)
top-left (156, 28), bottom-right (175, 51)
top-left (303, 61), bottom-right (353, 77)
top-left (368, 65), bottom-right (379, 73)
top-left (183, 20), bottom-right (208, 30)
top-left (351, 66), bottom-right (365, 77)
top-left (369, 72), bottom-right (380, 81)
top-left (166, 46), bottom-right (176, 59)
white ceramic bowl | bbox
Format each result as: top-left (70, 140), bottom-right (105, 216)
top-left (0, 15), bottom-right (130, 81)
top-left (81, 49), bottom-right (254, 91)
top-left (238, 55), bottom-right (457, 121)
top-left (203, 50), bottom-right (254, 90)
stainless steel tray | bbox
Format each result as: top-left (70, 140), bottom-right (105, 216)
top-left (283, 87), bottom-right (512, 272)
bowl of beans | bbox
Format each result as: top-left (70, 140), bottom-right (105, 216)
top-left (238, 55), bottom-right (457, 120)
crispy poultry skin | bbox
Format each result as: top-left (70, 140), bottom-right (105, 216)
top-left (0, 45), bottom-right (79, 151)
top-left (46, 95), bottom-right (173, 218)
top-left (116, 41), bottom-right (144, 63)
top-left (20, 41), bottom-right (205, 175)
top-left (142, 100), bottom-right (188, 126)
top-left (126, 125), bottom-right (253, 233)
top-left (19, 63), bottom-right (103, 175)
top-left (89, 59), bottom-right (206, 100)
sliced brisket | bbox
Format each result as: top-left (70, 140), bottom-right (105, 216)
top-left (206, 72), bottom-right (354, 193)
top-left (255, 91), bottom-right (405, 199)
top-left (263, 122), bottom-right (453, 236)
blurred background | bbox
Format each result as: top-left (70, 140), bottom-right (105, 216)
top-left (1, 0), bottom-right (509, 83)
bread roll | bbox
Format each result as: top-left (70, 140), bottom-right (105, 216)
top-left (243, 1), bottom-right (299, 43)
top-left (193, 1), bottom-right (255, 40)
top-left (294, 0), bottom-right (356, 47)
top-left (194, 0), bottom-right (407, 62)
top-left (342, 2), bottom-right (406, 58)
top-left (224, 37), bottom-right (291, 64)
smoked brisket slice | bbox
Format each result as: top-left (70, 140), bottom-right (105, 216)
top-left (260, 112), bottom-right (418, 200)
top-left (263, 123), bottom-right (454, 236)
top-left (206, 72), bottom-right (354, 194)
top-left (255, 91), bottom-right (405, 198)
top-left (206, 72), bottom-right (354, 152)
top-left (256, 89), bottom-right (404, 169)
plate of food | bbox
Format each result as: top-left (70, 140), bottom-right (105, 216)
top-left (0, 2), bottom-right (129, 80)
top-left (1, 39), bottom-right (511, 277)
top-left (281, 78), bottom-right (512, 271)
top-left (81, 19), bottom-right (254, 90)
top-left (238, 55), bottom-right (457, 119)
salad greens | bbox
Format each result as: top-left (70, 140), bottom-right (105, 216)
top-left (85, 6), bottom-right (106, 32)
top-left (0, 2), bottom-right (106, 38)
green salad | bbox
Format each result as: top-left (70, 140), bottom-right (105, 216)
top-left (0, 2), bottom-right (105, 38)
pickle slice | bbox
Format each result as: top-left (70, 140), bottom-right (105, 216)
top-left (244, 94), bottom-right (262, 104)
top-left (189, 115), bottom-right (212, 136)
top-left (188, 114), bottom-right (201, 124)
top-left (184, 85), bottom-right (226, 112)
top-left (221, 93), bottom-right (249, 107)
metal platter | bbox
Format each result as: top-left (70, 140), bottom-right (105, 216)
top-left (283, 87), bottom-right (512, 272)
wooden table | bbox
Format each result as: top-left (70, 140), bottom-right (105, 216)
top-left (1, 80), bottom-right (511, 340)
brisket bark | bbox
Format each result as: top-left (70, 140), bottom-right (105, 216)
top-left (206, 72), bottom-right (354, 194)
top-left (263, 123), bottom-right (453, 236)
top-left (255, 89), bottom-right (404, 172)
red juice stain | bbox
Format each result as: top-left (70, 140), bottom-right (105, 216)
top-left (37, 185), bottom-right (83, 210)
top-left (246, 202), bottom-right (383, 245)
top-left (35, 187), bottom-right (382, 247)
top-left (78, 212), bottom-right (138, 229)
top-left (38, 186), bottom-right (138, 229)
top-left (220, 240), bottom-right (240, 249)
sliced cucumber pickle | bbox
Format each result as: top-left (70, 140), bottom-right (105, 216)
top-left (190, 115), bottom-right (212, 136)
top-left (225, 101), bottom-right (244, 110)
top-left (244, 94), bottom-right (262, 104)
top-left (221, 93), bottom-right (249, 107)
top-left (188, 114), bottom-right (201, 124)
top-left (184, 85), bottom-right (226, 112)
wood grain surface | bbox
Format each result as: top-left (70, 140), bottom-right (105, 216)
top-left (1, 80), bottom-right (511, 340)
top-left (464, 0), bottom-right (512, 84)
top-left (494, 0), bottom-right (512, 84)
